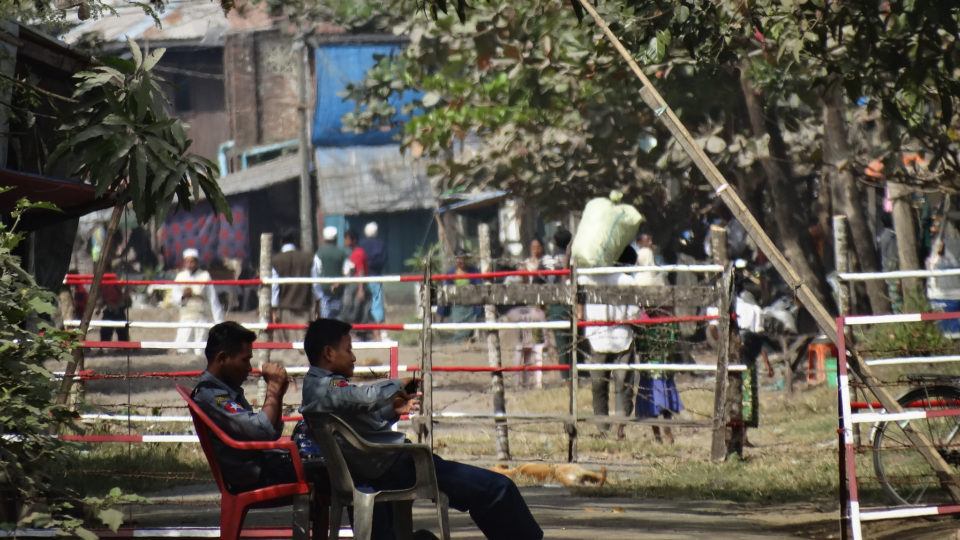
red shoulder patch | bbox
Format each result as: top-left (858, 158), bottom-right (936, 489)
top-left (332, 380), bottom-right (349, 387)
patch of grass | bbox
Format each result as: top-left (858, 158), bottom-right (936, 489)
top-left (581, 453), bottom-right (838, 503)
top-left (431, 379), bottom-right (846, 505)
top-left (59, 443), bottom-right (211, 497)
top-left (77, 352), bottom-right (938, 508)
top-left (854, 294), bottom-right (956, 360)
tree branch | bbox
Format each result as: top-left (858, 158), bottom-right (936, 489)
top-left (0, 71), bottom-right (77, 104)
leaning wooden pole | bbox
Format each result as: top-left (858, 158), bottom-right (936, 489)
top-left (574, 0), bottom-right (960, 499)
top-left (56, 202), bottom-right (125, 407)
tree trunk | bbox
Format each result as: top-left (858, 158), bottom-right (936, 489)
top-left (821, 85), bottom-right (890, 314)
top-left (731, 167), bottom-right (767, 241)
top-left (738, 67), bottom-right (834, 312)
top-left (817, 169), bottom-right (835, 273)
top-left (888, 181), bottom-right (922, 302)
top-left (56, 201), bottom-right (125, 406)
top-left (436, 211), bottom-right (457, 264)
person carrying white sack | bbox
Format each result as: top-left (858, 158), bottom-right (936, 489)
top-left (172, 248), bottom-right (223, 354)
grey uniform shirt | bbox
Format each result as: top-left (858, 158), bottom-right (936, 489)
top-left (300, 366), bottom-right (404, 479)
top-left (192, 371), bottom-right (284, 491)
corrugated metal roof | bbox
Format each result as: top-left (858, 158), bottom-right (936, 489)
top-left (217, 152), bottom-right (301, 196)
top-left (315, 145), bottom-right (435, 215)
top-left (60, 0), bottom-right (274, 46)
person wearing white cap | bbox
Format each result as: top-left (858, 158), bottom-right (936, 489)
top-left (358, 221), bottom-right (388, 337)
top-left (270, 230), bottom-right (315, 345)
top-left (311, 226), bottom-right (350, 318)
top-left (172, 248), bottom-right (223, 354)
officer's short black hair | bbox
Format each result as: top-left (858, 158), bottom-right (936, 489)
top-left (304, 318), bottom-right (353, 366)
top-left (205, 321), bottom-right (256, 364)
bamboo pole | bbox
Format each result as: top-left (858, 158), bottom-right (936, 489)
top-left (575, 0), bottom-right (960, 500)
top-left (56, 202), bottom-right (125, 407)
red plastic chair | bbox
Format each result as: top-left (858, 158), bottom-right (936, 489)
top-left (175, 384), bottom-right (327, 539)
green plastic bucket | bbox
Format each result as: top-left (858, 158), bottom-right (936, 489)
top-left (825, 357), bottom-right (838, 387)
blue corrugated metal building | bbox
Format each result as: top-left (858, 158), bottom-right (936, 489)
top-left (312, 41), bottom-right (436, 274)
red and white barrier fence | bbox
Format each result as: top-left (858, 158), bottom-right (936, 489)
top-left (62, 264), bottom-right (729, 446)
top-left (63, 263), bottom-right (723, 286)
top-left (836, 311), bottom-right (960, 539)
top-left (66, 316), bottom-right (721, 333)
top-left (72, 340), bottom-right (398, 350)
top-left (0, 526), bottom-right (351, 538)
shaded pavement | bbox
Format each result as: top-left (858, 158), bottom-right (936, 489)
top-left (120, 483), bottom-right (849, 539)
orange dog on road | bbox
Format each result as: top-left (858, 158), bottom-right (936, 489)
top-left (489, 463), bottom-right (607, 487)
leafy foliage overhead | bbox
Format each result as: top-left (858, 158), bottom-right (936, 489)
top-left (335, 0), bottom-right (714, 218)
top-left (47, 37), bottom-right (230, 225)
top-left (792, 0), bottom-right (960, 180)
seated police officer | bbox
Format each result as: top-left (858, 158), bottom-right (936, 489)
top-left (300, 318), bottom-right (543, 540)
top-left (192, 321), bottom-right (326, 492)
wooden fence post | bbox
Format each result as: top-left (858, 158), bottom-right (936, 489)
top-left (257, 233), bottom-right (272, 407)
top-left (710, 226), bottom-right (735, 461)
top-left (418, 258), bottom-right (435, 450)
top-left (568, 265), bottom-right (580, 463)
top-left (479, 224), bottom-right (510, 460)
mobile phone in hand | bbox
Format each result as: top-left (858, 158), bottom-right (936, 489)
top-left (404, 378), bottom-right (420, 395)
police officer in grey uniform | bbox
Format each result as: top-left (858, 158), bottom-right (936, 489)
top-left (192, 321), bottom-right (327, 492)
top-left (300, 318), bottom-right (543, 540)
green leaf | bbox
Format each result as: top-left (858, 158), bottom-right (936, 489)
top-left (142, 48), bottom-right (166, 72)
top-left (127, 36), bottom-right (143, 70)
top-left (69, 124), bottom-right (117, 145)
top-left (98, 56), bottom-right (136, 74)
top-left (132, 145), bottom-right (147, 200)
top-left (73, 526), bottom-right (99, 540)
top-left (101, 114), bottom-right (132, 127)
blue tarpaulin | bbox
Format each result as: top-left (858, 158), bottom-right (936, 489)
top-left (312, 44), bottom-right (420, 147)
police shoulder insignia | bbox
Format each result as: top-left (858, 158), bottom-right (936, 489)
top-left (331, 379), bottom-right (349, 388)
top-left (223, 401), bottom-right (243, 414)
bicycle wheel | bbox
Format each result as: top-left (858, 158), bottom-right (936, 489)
top-left (872, 385), bottom-right (960, 506)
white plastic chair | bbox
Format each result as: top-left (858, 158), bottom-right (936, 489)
top-left (303, 412), bottom-right (450, 540)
